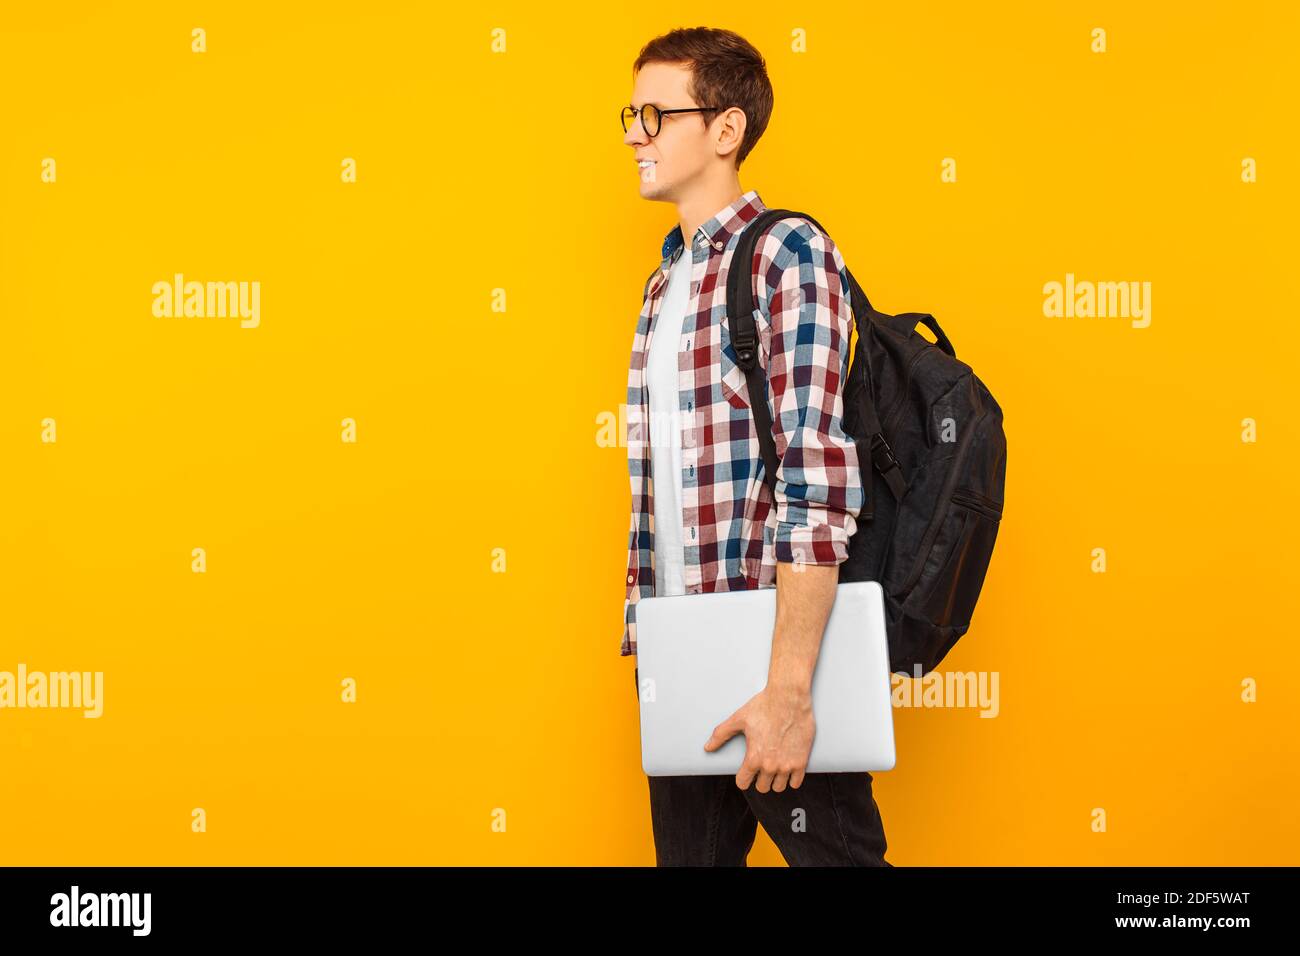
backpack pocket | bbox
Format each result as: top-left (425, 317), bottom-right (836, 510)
top-left (898, 486), bottom-right (1002, 631)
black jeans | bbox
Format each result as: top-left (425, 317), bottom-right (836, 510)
top-left (636, 666), bottom-right (892, 867)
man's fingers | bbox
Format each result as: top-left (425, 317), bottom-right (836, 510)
top-left (735, 759), bottom-right (757, 790)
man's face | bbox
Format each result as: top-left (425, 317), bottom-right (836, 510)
top-left (624, 61), bottom-right (717, 201)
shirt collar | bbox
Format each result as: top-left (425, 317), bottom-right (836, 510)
top-left (659, 189), bottom-right (767, 264)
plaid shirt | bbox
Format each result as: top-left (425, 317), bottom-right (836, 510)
top-left (620, 189), bottom-right (864, 656)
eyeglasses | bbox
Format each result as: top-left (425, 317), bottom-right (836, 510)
top-left (621, 103), bottom-right (720, 137)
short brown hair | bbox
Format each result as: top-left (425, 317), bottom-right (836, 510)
top-left (632, 27), bottom-right (774, 168)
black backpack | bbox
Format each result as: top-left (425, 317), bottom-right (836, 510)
top-left (726, 207), bottom-right (1007, 676)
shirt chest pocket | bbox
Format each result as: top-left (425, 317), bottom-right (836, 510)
top-left (718, 322), bottom-right (768, 412)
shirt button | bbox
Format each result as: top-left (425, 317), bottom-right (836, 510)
top-left (627, 574), bottom-right (634, 583)
top-left (712, 241), bottom-right (723, 250)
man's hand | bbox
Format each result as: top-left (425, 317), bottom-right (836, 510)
top-left (702, 561), bottom-right (838, 791)
top-left (704, 683), bottom-right (816, 792)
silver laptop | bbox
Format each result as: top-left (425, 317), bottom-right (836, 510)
top-left (634, 579), bottom-right (895, 776)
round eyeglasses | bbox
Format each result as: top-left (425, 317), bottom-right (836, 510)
top-left (621, 103), bottom-right (720, 137)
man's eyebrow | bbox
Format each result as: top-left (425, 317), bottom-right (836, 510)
top-left (629, 100), bottom-right (662, 109)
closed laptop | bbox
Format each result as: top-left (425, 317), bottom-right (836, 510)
top-left (634, 579), bottom-right (896, 776)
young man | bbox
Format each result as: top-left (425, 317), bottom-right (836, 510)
top-left (619, 26), bottom-right (891, 867)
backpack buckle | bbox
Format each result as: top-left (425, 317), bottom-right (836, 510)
top-left (869, 432), bottom-right (909, 500)
top-left (870, 432), bottom-right (899, 473)
top-left (732, 329), bottom-right (757, 370)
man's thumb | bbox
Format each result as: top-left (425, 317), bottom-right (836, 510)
top-left (704, 713), bottom-right (742, 751)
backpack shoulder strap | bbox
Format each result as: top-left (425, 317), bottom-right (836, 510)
top-left (725, 208), bottom-right (904, 501)
top-left (725, 208), bottom-right (796, 493)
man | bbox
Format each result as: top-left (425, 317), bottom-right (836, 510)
top-left (619, 26), bottom-right (891, 867)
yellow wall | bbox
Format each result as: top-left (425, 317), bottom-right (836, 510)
top-left (0, 2), bottom-right (1295, 865)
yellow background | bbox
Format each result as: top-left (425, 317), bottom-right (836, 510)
top-left (1, 2), bottom-right (1296, 865)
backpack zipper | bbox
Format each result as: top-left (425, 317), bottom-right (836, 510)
top-left (896, 405), bottom-right (989, 595)
top-left (950, 489), bottom-right (1003, 520)
top-left (881, 344), bottom-right (934, 439)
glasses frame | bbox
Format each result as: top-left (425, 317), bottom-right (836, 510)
top-left (622, 103), bottom-right (721, 137)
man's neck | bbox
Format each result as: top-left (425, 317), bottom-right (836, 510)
top-left (677, 176), bottom-right (743, 248)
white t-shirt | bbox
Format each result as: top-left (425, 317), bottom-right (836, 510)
top-left (646, 245), bottom-right (693, 597)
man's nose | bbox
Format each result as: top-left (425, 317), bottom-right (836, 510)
top-left (624, 117), bottom-right (648, 147)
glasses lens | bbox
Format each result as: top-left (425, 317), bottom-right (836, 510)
top-left (644, 104), bottom-right (661, 136)
top-left (621, 106), bottom-right (635, 133)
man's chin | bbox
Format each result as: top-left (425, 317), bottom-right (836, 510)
top-left (639, 179), bottom-right (672, 201)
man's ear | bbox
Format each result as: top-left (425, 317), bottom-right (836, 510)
top-left (715, 106), bottom-right (747, 162)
